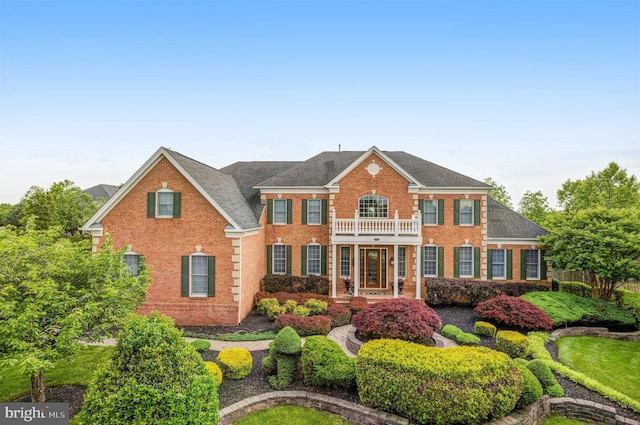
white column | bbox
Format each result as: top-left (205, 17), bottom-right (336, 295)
top-left (353, 244), bottom-right (360, 297)
top-left (415, 244), bottom-right (422, 299)
top-left (331, 243), bottom-right (337, 298)
top-left (393, 244), bottom-right (399, 298)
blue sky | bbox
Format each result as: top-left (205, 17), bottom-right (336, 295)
top-left (1, 0), bottom-right (638, 207)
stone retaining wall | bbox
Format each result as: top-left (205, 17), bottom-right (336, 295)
top-left (550, 327), bottom-right (640, 342)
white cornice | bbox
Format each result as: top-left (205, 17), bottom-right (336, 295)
top-left (256, 187), bottom-right (330, 195)
top-left (487, 238), bottom-right (541, 246)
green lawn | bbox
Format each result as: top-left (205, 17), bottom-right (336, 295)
top-left (539, 415), bottom-right (591, 425)
top-left (0, 345), bottom-right (113, 402)
top-left (556, 336), bottom-right (640, 401)
top-left (232, 405), bottom-right (350, 425)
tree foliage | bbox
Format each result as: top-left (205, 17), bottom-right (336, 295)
top-left (484, 177), bottom-right (513, 209)
top-left (0, 226), bottom-right (150, 401)
top-left (518, 190), bottom-right (551, 227)
top-left (557, 162), bottom-right (640, 211)
top-left (540, 208), bottom-right (640, 300)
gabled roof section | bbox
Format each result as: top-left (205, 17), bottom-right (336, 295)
top-left (486, 197), bottom-right (548, 240)
top-left (81, 147), bottom-right (260, 232)
top-left (83, 184), bottom-right (119, 200)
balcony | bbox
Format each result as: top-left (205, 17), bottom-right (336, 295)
top-left (331, 210), bottom-right (421, 238)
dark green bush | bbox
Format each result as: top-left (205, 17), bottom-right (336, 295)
top-left (514, 363), bottom-right (543, 409)
top-left (261, 274), bottom-right (329, 295)
top-left (441, 324), bottom-right (461, 339)
top-left (613, 288), bottom-right (640, 324)
top-left (190, 339), bottom-right (211, 353)
top-left (263, 326), bottom-right (302, 389)
top-left (75, 313), bottom-right (219, 425)
top-left (496, 330), bottom-right (529, 358)
top-left (559, 281), bottom-right (592, 298)
top-left (356, 339), bottom-right (522, 425)
top-left (301, 336), bottom-right (355, 389)
top-left (526, 359), bottom-right (564, 397)
top-left (273, 326), bottom-right (302, 354)
top-left (425, 277), bottom-right (549, 306)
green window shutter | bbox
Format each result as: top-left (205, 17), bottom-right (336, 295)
top-left (420, 246), bottom-right (425, 277)
top-left (286, 199), bottom-right (293, 224)
top-left (266, 246), bottom-right (273, 274)
top-left (173, 192), bottom-right (182, 218)
top-left (207, 256), bottom-right (215, 297)
top-left (301, 246), bottom-right (307, 275)
top-left (267, 200), bottom-right (273, 224)
top-left (321, 199), bottom-right (328, 225)
top-left (454, 200), bottom-right (460, 225)
top-left (506, 249), bottom-right (513, 279)
top-left (419, 200), bottom-right (425, 224)
top-left (521, 250), bottom-right (527, 280)
top-left (540, 251), bottom-right (547, 280)
top-left (302, 200), bottom-right (308, 225)
top-left (438, 199), bottom-right (445, 225)
top-left (437, 246), bottom-right (444, 278)
top-left (474, 247), bottom-right (481, 278)
top-left (181, 256), bottom-right (189, 297)
top-left (474, 200), bottom-right (481, 225)
top-left (286, 245), bottom-right (292, 275)
top-left (138, 255), bottom-right (146, 273)
top-left (147, 192), bottom-right (156, 218)
top-left (454, 247), bottom-right (460, 278)
top-left (487, 250), bottom-right (493, 280)
top-left (321, 246), bottom-right (327, 275)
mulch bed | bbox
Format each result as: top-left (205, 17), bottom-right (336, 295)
top-left (18, 305), bottom-right (640, 422)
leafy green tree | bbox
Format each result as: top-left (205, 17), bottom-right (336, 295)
top-left (0, 225), bottom-right (150, 402)
top-left (518, 190), bottom-right (551, 227)
top-left (540, 208), bottom-right (640, 300)
top-left (75, 313), bottom-right (219, 424)
top-left (557, 162), bottom-right (640, 211)
top-left (20, 186), bottom-right (56, 230)
top-left (484, 177), bottom-right (513, 209)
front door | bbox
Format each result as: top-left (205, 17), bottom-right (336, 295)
top-left (359, 248), bottom-right (387, 289)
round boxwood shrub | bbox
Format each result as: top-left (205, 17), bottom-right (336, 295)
top-left (474, 295), bottom-right (553, 330)
top-left (217, 348), bottom-right (253, 380)
top-left (351, 298), bottom-right (442, 344)
top-left (474, 321), bottom-right (497, 337)
top-left (356, 339), bottom-right (522, 425)
top-left (514, 363), bottom-right (543, 409)
top-left (190, 339), bottom-right (211, 353)
top-left (526, 359), bottom-right (564, 397)
top-left (441, 324), bottom-right (461, 339)
top-left (496, 330), bottom-right (530, 358)
top-left (301, 335), bottom-right (355, 389)
top-left (75, 312), bottom-right (219, 424)
top-left (204, 361), bottom-right (223, 386)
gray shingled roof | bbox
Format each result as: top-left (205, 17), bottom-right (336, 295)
top-left (83, 184), bottom-right (119, 200)
top-left (164, 149), bottom-right (261, 230)
top-left (486, 197), bottom-right (547, 239)
top-left (256, 150), bottom-right (490, 188)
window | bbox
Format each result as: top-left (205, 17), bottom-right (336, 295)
top-left (181, 254), bottom-right (215, 297)
top-left (273, 244), bottom-right (287, 274)
top-left (273, 199), bottom-right (288, 224)
top-left (459, 246), bottom-right (473, 277)
top-left (423, 200), bottom-right (438, 225)
top-left (147, 190), bottom-right (181, 218)
top-left (359, 194), bottom-right (388, 218)
top-left (397, 246), bottom-right (406, 278)
top-left (340, 246), bottom-right (351, 278)
top-left (123, 252), bottom-right (140, 277)
top-left (491, 249), bottom-right (506, 279)
top-left (307, 199), bottom-right (322, 225)
top-left (459, 200), bottom-right (473, 225)
top-left (307, 244), bottom-right (321, 275)
top-left (423, 245), bottom-right (437, 277)
top-left (525, 250), bottom-right (540, 279)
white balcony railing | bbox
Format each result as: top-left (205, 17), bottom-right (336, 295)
top-left (332, 210), bottom-right (421, 237)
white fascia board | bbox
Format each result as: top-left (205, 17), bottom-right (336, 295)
top-left (224, 227), bottom-right (262, 238)
top-left (254, 187), bottom-right (329, 195)
top-left (487, 238), bottom-right (541, 246)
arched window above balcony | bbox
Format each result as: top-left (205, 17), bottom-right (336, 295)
top-left (358, 194), bottom-right (388, 218)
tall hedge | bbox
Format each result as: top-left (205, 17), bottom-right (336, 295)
top-left (425, 277), bottom-right (549, 306)
top-left (75, 312), bottom-right (219, 424)
top-left (356, 339), bottom-right (522, 425)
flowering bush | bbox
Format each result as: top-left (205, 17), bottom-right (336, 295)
top-left (474, 295), bottom-right (553, 330)
top-left (351, 298), bottom-right (441, 344)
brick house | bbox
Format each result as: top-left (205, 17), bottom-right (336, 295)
top-left (81, 146), bottom-right (548, 326)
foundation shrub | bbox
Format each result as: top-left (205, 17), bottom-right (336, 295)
top-left (456, 332), bottom-right (480, 346)
top-left (356, 339), bottom-right (522, 425)
top-left (514, 363), bottom-right (543, 409)
top-left (303, 298), bottom-right (328, 315)
top-left (496, 330), bottom-right (530, 358)
top-left (475, 295), bottom-right (553, 330)
top-left (526, 359), bottom-right (564, 397)
top-left (559, 281), bottom-right (593, 298)
top-left (204, 361), bottom-right (223, 386)
top-left (274, 314), bottom-right (332, 336)
top-left (283, 299), bottom-right (298, 313)
top-left (292, 305), bottom-right (310, 318)
top-left (255, 291), bottom-right (332, 305)
top-left (301, 336), bottom-right (355, 389)
top-left (613, 288), bottom-right (640, 323)
top-left (425, 277), bottom-right (549, 306)
top-left (326, 303), bottom-right (352, 327)
top-left (474, 321), bottom-right (497, 337)
top-left (441, 324), bottom-right (461, 339)
top-left (261, 274), bottom-right (329, 295)
top-left (190, 339), bottom-right (211, 353)
top-left (349, 296), bottom-right (369, 313)
top-left (351, 299), bottom-right (441, 344)
top-left (217, 348), bottom-right (252, 380)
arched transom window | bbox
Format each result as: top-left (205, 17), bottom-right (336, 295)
top-left (359, 194), bottom-right (388, 218)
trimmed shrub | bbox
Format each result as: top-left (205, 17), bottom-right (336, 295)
top-left (75, 313), bottom-right (219, 425)
top-left (474, 295), bottom-right (553, 330)
top-left (559, 281), bottom-right (592, 298)
top-left (257, 297), bottom-right (287, 320)
top-left (261, 274), bottom-right (329, 295)
top-left (352, 298), bottom-right (441, 344)
top-left (304, 298), bottom-right (328, 315)
top-left (326, 303), bottom-right (352, 327)
top-left (263, 326), bottom-right (302, 389)
top-left (217, 348), bottom-right (252, 380)
top-left (613, 288), bottom-right (640, 324)
top-left (456, 332), bottom-right (480, 346)
top-left (474, 321), bottom-right (497, 337)
top-left (272, 326), bottom-right (302, 355)
top-left (514, 363), bottom-right (543, 409)
top-left (441, 324), bottom-right (461, 339)
top-left (349, 296), bottom-right (369, 313)
top-left (526, 359), bottom-right (564, 397)
top-left (255, 291), bottom-right (332, 305)
top-left (496, 330), bottom-right (530, 358)
top-left (356, 339), bottom-right (522, 425)
top-left (204, 361), bottom-right (223, 386)
top-left (425, 277), bottom-right (549, 306)
top-left (301, 335), bottom-right (355, 389)
top-left (190, 339), bottom-right (211, 353)
top-left (283, 299), bottom-right (298, 313)
top-left (292, 305), bottom-right (310, 318)
top-left (274, 314), bottom-right (332, 336)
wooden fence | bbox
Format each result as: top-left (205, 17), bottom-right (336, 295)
top-left (552, 270), bottom-right (639, 293)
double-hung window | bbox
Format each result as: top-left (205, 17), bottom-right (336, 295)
top-left (307, 199), bottom-right (322, 225)
top-left (340, 246), bottom-right (351, 278)
top-left (525, 250), bottom-right (540, 279)
top-left (273, 199), bottom-right (288, 224)
top-left (397, 246), bottom-right (406, 278)
top-left (307, 244), bottom-right (321, 276)
top-left (124, 252), bottom-right (141, 277)
top-left (491, 249), bottom-right (506, 279)
top-left (459, 246), bottom-right (473, 277)
top-left (181, 253), bottom-right (215, 297)
top-left (190, 255), bottom-right (208, 296)
top-left (424, 245), bottom-right (437, 277)
top-left (273, 244), bottom-right (287, 274)
top-left (423, 200), bottom-right (438, 225)
top-left (459, 200), bottom-right (474, 225)
top-left (147, 190), bottom-right (181, 218)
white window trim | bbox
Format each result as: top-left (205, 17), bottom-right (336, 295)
top-left (491, 248), bottom-right (506, 280)
top-left (156, 189), bottom-right (174, 218)
top-left (272, 243), bottom-right (287, 275)
top-left (307, 243), bottom-right (321, 276)
top-left (459, 199), bottom-right (474, 227)
top-left (358, 194), bottom-right (389, 218)
top-left (423, 200), bottom-right (438, 227)
top-left (190, 252), bottom-right (208, 297)
top-left (459, 245), bottom-right (474, 278)
top-left (397, 246), bottom-right (407, 279)
top-left (273, 199), bottom-right (288, 225)
top-left (307, 199), bottom-right (322, 226)
top-left (340, 246), bottom-right (351, 279)
top-left (526, 249), bottom-right (541, 280)
top-left (424, 244), bottom-right (438, 278)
